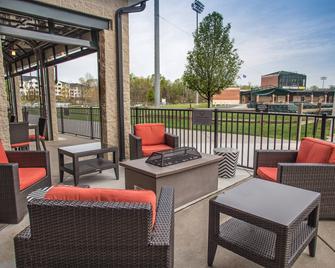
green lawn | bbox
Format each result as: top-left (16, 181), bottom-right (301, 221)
top-left (26, 107), bottom-right (333, 141)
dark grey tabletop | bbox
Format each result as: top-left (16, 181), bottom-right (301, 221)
top-left (214, 178), bottom-right (320, 227)
top-left (120, 153), bottom-right (222, 178)
top-left (58, 142), bottom-right (117, 156)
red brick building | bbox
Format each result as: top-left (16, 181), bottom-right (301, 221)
top-left (213, 87), bottom-right (240, 105)
top-left (261, 71), bottom-right (306, 90)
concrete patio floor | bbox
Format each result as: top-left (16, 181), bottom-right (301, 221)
top-left (0, 134), bottom-right (334, 267)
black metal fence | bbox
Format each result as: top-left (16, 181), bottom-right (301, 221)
top-left (57, 107), bottom-right (100, 139)
top-left (23, 106), bottom-right (335, 169)
top-left (131, 107), bottom-right (335, 169)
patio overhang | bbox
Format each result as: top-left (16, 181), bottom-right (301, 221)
top-left (0, 0), bottom-right (112, 141)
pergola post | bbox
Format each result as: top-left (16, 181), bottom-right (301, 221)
top-left (13, 76), bottom-right (23, 121)
top-left (98, 29), bottom-right (131, 159)
top-left (46, 66), bottom-right (58, 141)
top-left (0, 39), bottom-right (10, 148)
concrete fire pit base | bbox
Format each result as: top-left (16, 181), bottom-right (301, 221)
top-left (121, 154), bottom-right (222, 208)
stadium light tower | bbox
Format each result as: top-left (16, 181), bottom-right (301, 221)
top-left (321, 76), bottom-right (327, 89)
top-left (192, 0), bottom-right (205, 31)
top-left (191, 0), bottom-right (205, 105)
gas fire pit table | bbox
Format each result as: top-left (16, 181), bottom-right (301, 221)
top-left (120, 153), bottom-right (222, 208)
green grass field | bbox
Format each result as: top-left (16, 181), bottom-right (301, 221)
top-left (27, 107), bottom-right (333, 141)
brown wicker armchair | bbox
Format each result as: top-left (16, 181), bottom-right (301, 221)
top-left (14, 187), bottom-right (175, 268)
top-left (254, 138), bottom-right (335, 220)
top-left (129, 123), bottom-right (179, 160)
top-left (0, 148), bottom-right (51, 224)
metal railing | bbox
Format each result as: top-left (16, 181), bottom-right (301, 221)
top-left (57, 107), bottom-right (100, 139)
top-left (23, 106), bottom-right (335, 169)
top-left (131, 107), bottom-right (335, 169)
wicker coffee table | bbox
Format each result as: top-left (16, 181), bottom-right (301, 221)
top-left (208, 178), bottom-right (320, 268)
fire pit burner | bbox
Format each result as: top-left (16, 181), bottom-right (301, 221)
top-left (145, 147), bottom-right (202, 167)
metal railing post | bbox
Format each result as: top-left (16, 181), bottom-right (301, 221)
top-left (90, 107), bottom-right (94, 139)
top-left (135, 107), bottom-right (139, 125)
top-left (214, 108), bottom-right (218, 149)
top-left (320, 113), bottom-right (327, 140)
top-left (60, 107), bottom-right (65, 134)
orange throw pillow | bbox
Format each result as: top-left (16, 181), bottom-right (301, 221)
top-left (45, 186), bottom-right (157, 225)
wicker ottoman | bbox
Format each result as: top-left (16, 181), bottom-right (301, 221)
top-left (213, 148), bottom-right (239, 178)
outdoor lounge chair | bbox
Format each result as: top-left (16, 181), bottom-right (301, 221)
top-left (254, 137), bottom-right (335, 219)
top-left (29, 117), bottom-right (47, 150)
top-left (129, 123), bottom-right (179, 159)
top-left (9, 122), bottom-right (30, 150)
top-left (0, 140), bottom-right (51, 223)
top-left (14, 186), bottom-right (174, 268)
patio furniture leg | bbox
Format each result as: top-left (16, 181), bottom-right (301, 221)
top-left (73, 156), bottom-right (79, 186)
top-left (308, 206), bottom-right (319, 257)
top-left (114, 151), bottom-right (119, 180)
top-left (40, 139), bottom-right (46, 151)
top-left (59, 152), bottom-right (64, 183)
top-left (208, 200), bottom-right (219, 266)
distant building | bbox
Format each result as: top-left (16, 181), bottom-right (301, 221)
top-left (240, 87), bottom-right (335, 105)
top-left (20, 76), bottom-right (39, 97)
top-left (261, 71), bottom-right (307, 90)
top-left (213, 87), bottom-right (240, 105)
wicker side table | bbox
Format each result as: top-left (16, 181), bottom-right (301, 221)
top-left (208, 179), bottom-right (321, 268)
top-left (213, 148), bottom-right (239, 178)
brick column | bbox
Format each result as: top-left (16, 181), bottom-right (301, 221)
top-left (14, 76), bottom-right (23, 121)
top-left (311, 94), bottom-right (314, 103)
top-left (47, 66), bottom-right (58, 141)
top-left (99, 26), bottom-right (131, 159)
top-left (0, 40), bottom-right (10, 148)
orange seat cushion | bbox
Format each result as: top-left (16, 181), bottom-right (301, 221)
top-left (11, 142), bottom-right (30, 148)
top-left (45, 186), bottom-right (157, 226)
top-left (19, 168), bottom-right (47, 190)
top-left (330, 149), bottom-right (335, 164)
top-left (297, 137), bottom-right (335, 163)
top-left (0, 140), bottom-right (9, 163)
top-left (257, 167), bottom-right (278, 182)
top-left (29, 134), bottom-right (46, 140)
top-left (142, 144), bottom-right (173, 157)
top-left (135, 123), bottom-right (165, 146)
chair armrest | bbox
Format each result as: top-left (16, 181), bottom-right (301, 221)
top-left (0, 163), bottom-right (20, 193)
top-left (278, 163), bottom-right (335, 185)
top-left (150, 187), bottom-right (174, 247)
top-left (165, 133), bottom-right (179, 148)
top-left (254, 150), bottom-right (298, 176)
top-left (129, 133), bottom-right (142, 159)
top-left (6, 151), bottom-right (50, 168)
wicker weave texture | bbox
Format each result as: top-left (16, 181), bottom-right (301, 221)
top-left (14, 187), bottom-right (174, 267)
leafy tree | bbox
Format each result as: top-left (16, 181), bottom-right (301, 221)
top-left (183, 12), bottom-right (242, 107)
top-left (146, 89), bottom-right (155, 104)
top-left (79, 73), bottom-right (98, 105)
top-left (309, 85), bottom-right (320, 91)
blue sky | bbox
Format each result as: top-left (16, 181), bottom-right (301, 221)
top-left (58, 0), bottom-right (335, 87)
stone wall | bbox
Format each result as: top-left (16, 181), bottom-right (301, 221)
top-left (0, 40), bottom-right (10, 148)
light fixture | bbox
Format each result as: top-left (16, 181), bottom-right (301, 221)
top-left (11, 50), bottom-right (16, 56)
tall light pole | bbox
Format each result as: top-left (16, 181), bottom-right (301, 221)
top-left (154, 0), bottom-right (160, 107)
top-left (321, 76), bottom-right (327, 89)
top-left (191, 0), bottom-right (204, 105)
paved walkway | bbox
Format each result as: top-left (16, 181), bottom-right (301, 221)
top-left (0, 134), bottom-right (334, 267)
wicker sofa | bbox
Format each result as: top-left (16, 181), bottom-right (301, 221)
top-left (0, 141), bottom-right (51, 223)
top-left (14, 186), bottom-right (175, 267)
top-left (129, 123), bottom-right (179, 159)
top-left (254, 137), bottom-right (335, 220)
